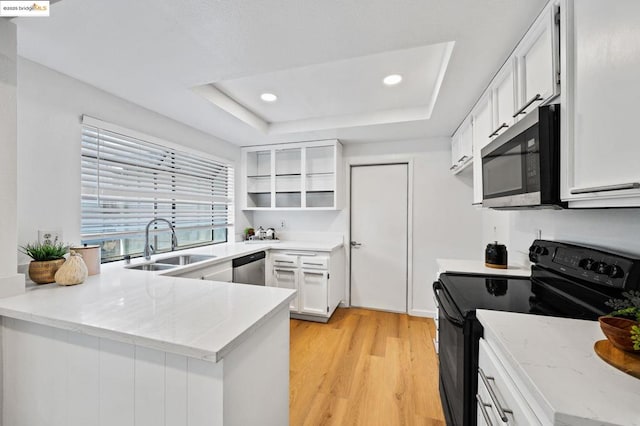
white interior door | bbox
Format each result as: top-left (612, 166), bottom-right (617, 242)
top-left (350, 164), bottom-right (408, 313)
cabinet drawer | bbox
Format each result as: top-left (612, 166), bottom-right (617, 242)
top-left (272, 254), bottom-right (299, 267)
top-left (478, 338), bottom-right (541, 425)
top-left (300, 256), bottom-right (328, 270)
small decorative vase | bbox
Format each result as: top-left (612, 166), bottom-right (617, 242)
top-left (28, 259), bottom-right (65, 284)
top-left (54, 252), bottom-right (88, 286)
top-left (599, 316), bottom-right (639, 353)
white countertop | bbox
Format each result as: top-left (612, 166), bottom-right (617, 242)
top-left (437, 258), bottom-right (531, 277)
top-left (0, 240), bottom-right (341, 363)
top-left (477, 310), bottom-right (640, 426)
top-left (243, 239), bottom-right (343, 252)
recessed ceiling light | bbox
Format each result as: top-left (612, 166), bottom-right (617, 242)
top-left (383, 74), bottom-right (403, 86)
top-left (260, 93), bottom-right (278, 102)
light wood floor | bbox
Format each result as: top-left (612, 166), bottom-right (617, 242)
top-left (290, 308), bottom-right (445, 426)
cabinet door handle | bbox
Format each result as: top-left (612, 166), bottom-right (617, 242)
top-left (449, 164), bottom-right (458, 171)
top-left (488, 123), bottom-right (509, 138)
top-left (476, 394), bottom-right (494, 426)
top-left (457, 155), bottom-right (469, 163)
top-left (275, 260), bottom-right (295, 264)
top-left (303, 262), bottom-right (324, 266)
top-left (478, 367), bottom-right (512, 422)
top-left (350, 241), bottom-right (362, 248)
top-left (512, 93), bottom-right (543, 117)
top-left (303, 270), bottom-right (326, 276)
top-left (274, 268), bottom-right (296, 275)
top-left (570, 182), bottom-right (640, 194)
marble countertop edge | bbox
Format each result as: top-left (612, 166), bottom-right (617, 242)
top-left (0, 292), bottom-right (296, 362)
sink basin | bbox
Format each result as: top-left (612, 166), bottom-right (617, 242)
top-left (126, 263), bottom-right (177, 271)
top-left (155, 254), bottom-right (216, 266)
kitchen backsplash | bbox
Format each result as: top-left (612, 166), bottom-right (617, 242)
top-left (484, 207), bottom-right (640, 264)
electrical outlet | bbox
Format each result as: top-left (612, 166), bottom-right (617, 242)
top-left (38, 229), bottom-right (62, 245)
top-left (280, 220), bottom-right (286, 229)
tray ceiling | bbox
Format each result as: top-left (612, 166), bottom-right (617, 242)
top-left (15, 0), bottom-right (548, 146)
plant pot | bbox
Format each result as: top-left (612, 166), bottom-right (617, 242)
top-left (28, 259), bottom-right (65, 284)
top-left (599, 316), bottom-right (639, 353)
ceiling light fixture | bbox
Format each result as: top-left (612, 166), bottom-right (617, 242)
top-left (383, 74), bottom-right (403, 86)
top-left (260, 93), bottom-right (278, 102)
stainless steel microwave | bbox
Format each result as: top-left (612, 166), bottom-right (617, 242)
top-left (481, 104), bottom-right (564, 209)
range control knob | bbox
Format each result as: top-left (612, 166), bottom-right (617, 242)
top-left (532, 245), bottom-right (549, 255)
top-left (594, 262), bottom-right (608, 275)
top-left (578, 258), bottom-right (595, 270)
top-left (605, 265), bottom-right (624, 279)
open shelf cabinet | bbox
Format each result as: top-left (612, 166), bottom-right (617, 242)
top-left (241, 140), bottom-right (343, 210)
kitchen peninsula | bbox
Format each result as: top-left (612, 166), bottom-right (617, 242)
top-left (0, 244), bottom-right (297, 426)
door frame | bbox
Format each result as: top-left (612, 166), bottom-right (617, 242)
top-left (345, 156), bottom-right (415, 315)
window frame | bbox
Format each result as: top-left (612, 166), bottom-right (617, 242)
top-left (80, 116), bottom-right (234, 263)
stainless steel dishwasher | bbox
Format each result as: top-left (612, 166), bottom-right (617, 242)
top-left (232, 251), bottom-right (266, 285)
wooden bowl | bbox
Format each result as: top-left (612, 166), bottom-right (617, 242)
top-left (599, 316), bottom-right (638, 353)
top-left (28, 259), bottom-right (65, 284)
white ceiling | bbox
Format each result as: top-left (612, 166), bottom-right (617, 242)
top-left (15, 0), bottom-right (548, 146)
top-left (207, 42), bottom-right (454, 133)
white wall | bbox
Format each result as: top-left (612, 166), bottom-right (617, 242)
top-left (16, 58), bottom-right (250, 265)
top-left (484, 208), bottom-right (640, 265)
top-left (0, 19), bottom-right (24, 296)
top-left (253, 138), bottom-right (484, 316)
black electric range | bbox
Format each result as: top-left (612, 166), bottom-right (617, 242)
top-left (434, 239), bottom-right (640, 426)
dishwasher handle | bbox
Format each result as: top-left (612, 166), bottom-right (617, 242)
top-left (232, 251), bottom-right (266, 268)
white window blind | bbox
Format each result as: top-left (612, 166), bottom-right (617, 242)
top-left (81, 121), bottom-right (233, 259)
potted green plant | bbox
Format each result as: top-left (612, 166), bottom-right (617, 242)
top-left (20, 240), bottom-right (68, 284)
top-left (600, 291), bottom-right (640, 352)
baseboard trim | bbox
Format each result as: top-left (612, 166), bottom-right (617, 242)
top-left (409, 308), bottom-right (435, 318)
top-left (0, 274), bottom-right (25, 298)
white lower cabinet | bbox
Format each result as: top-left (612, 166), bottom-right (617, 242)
top-left (478, 338), bottom-right (542, 426)
top-left (273, 265), bottom-right (299, 311)
top-left (267, 248), bottom-right (345, 322)
top-left (299, 269), bottom-right (328, 315)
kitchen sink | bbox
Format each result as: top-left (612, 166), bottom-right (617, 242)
top-left (155, 254), bottom-right (216, 266)
top-left (126, 263), bottom-right (177, 271)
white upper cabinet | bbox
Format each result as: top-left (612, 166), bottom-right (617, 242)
top-left (450, 132), bottom-right (462, 172)
top-left (491, 59), bottom-right (517, 138)
top-left (514, 2), bottom-right (560, 119)
top-left (561, 0), bottom-right (640, 207)
top-left (275, 147), bottom-right (303, 208)
top-left (245, 149), bottom-right (272, 208)
top-left (457, 0), bottom-right (560, 205)
top-left (472, 93), bottom-right (493, 204)
top-left (450, 116), bottom-right (473, 174)
top-left (242, 140), bottom-right (343, 210)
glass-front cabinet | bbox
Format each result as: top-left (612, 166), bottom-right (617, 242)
top-left (241, 140), bottom-right (343, 210)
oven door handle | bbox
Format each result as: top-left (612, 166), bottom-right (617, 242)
top-left (433, 281), bottom-right (465, 327)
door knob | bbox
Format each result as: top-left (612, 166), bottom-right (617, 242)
top-left (350, 241), bottom-right (362, 248)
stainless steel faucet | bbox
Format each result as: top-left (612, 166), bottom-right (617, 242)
top-left (144, 218), bottom-right (178, 260)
